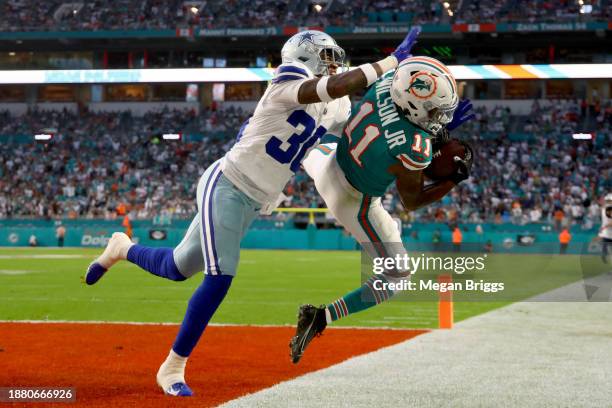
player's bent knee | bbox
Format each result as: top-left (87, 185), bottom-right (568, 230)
top-left (173, 244), bottom-right (205, 280)
top-left (162, 254), bottom-right (187, 281)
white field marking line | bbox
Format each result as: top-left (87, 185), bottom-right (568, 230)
top-left (0, 284), bottom-right (65, 289)
top-left (359, 320), bottom-right (429, 325)
top-left (379, 317), bottom-right (435, 322)
top-left (0, 319), bottom-right (425, 331)
top-left (293, 256), bottom-right (358, 262)
top-left (0, 296), bottom-right (309, 306)
top-left (0, 296), bottom-right (191, 304)
top-left (230, 287), bottom-right (339, 293)
top-left (0, 269), bottom-right (41, 275)
top-left (0, 254), bottom-right (89, 259)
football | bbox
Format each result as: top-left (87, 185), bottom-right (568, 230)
top-left (423, 139), bottom-right (467, 180)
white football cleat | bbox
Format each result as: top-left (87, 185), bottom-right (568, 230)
top-left (85, 232), bottom-right (133, 285)
top-left (157, 350), bottom-right (191, 396)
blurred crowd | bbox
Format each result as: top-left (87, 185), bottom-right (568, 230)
top-left (0, 106), bottom-right (244, 220)
top-left (0, 99), bottom-right (610, 228)
top-left (454, 0), bottom-right (611, 24)
top-left (416, 99), bottom-right (611, 230)
top-left (0, 0), bottom-right (609, 32)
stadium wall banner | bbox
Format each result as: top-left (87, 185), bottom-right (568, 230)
top-left (326, 23), bottom-right (452, 34)
top-left (495, 21), bottom-right (609, 32)
top-left (0, 21), bottom-right (608, 40)
top-left (198, 27), bottom-right (278, 36)
top-left (1, 64), bottom-right (610, 85)
top-left (0, 225), bottom-right (599, 254)
top-left (0, 218), bottom-right (599, 233)
top-left (0, 29), bottom-right (177, 40)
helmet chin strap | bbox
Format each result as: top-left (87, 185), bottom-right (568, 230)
top-left (427, 122), bottom-right (444, 134)
top-left (423, 108), bottom-right (449, 135)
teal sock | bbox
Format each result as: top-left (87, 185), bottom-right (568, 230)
top-left (326, 275), bottom-right (394, 322)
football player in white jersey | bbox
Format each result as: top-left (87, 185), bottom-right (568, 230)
top-left (84, 27), bottom-right (421, 396)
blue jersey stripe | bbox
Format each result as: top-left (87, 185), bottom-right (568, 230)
top-left (277, 65), bottom-right (308, 77)
top-left (235, 117), bottom-right (250, 142)
top-left (272, 74), bottom-right (307, 84)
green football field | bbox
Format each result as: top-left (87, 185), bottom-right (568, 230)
top-left (0, 248), bottom-right (596, 328)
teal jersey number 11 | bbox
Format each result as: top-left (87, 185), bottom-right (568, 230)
top-left (337, 73), bottom-right (433, 197)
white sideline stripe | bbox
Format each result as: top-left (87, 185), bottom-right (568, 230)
top-left (0, 319), bottom-right (425, 331)
top-left (221, 278), bottom-right (612, 408)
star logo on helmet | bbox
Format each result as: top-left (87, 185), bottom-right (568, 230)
top-left (297, 32), bottom-right (317, 46)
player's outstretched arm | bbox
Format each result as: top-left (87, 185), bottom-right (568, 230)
top-left (391, 165), bottom-right (455, 211)
top-left (297, 27), bottom-right (421, 104)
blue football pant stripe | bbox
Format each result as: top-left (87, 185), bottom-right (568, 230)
top-left (206, 168), bottom-right (223, 274)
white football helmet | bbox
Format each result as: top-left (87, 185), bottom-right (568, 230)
top-left (390, 56), bottom-right (459, 134)
top-left (605, 193), bottom-right (612, 203)
top-left (281, 30), bottom-right (345, 76)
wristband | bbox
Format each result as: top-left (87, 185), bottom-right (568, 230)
top-left (376, 55), bottom-right (399, 74)
top-left (358, 63), bottom-right (378, 87)
top-left (316, 76), bottom-right (333, 102)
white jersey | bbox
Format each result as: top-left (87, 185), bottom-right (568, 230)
top-left (222, 61), bottom-right (351, 205)
top-left (600, 205), bottom-right (612, 239)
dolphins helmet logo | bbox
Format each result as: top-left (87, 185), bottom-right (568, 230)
top-left (406, 72), bottom-right (437, 99)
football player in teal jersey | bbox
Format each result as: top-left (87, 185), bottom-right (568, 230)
top-left (291, 56), bottom-right (475, 363)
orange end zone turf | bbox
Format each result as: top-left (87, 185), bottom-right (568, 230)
top-left (0, 323), bottom-right (427, 407)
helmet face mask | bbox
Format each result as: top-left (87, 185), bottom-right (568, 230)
top-left (427, 105), bottom-right (456, 131)
top-left (281, 30), bottom-right (346, 76)
top-left (391, 56), bottom-right (459, 134)
top-left (318, 46), bottom-right (346, 75)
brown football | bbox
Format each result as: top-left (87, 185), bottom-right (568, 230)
top-left (424, 139), bottom-right (466, 180)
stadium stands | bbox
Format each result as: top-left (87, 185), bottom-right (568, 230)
top-left (0, 0), bottom-right (609, 32)
top-left (1, 99), bottom-right (609, 227)
top-left (0, 106), bottom-right (244, 219)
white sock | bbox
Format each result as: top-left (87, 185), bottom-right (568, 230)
top-left (157, 349), bottom-right (188, 389)
top-left (325, 307), bottom-right (333, 324)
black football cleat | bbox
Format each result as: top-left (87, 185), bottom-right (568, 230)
top-left (290, 304), bottom-right (327, 364)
